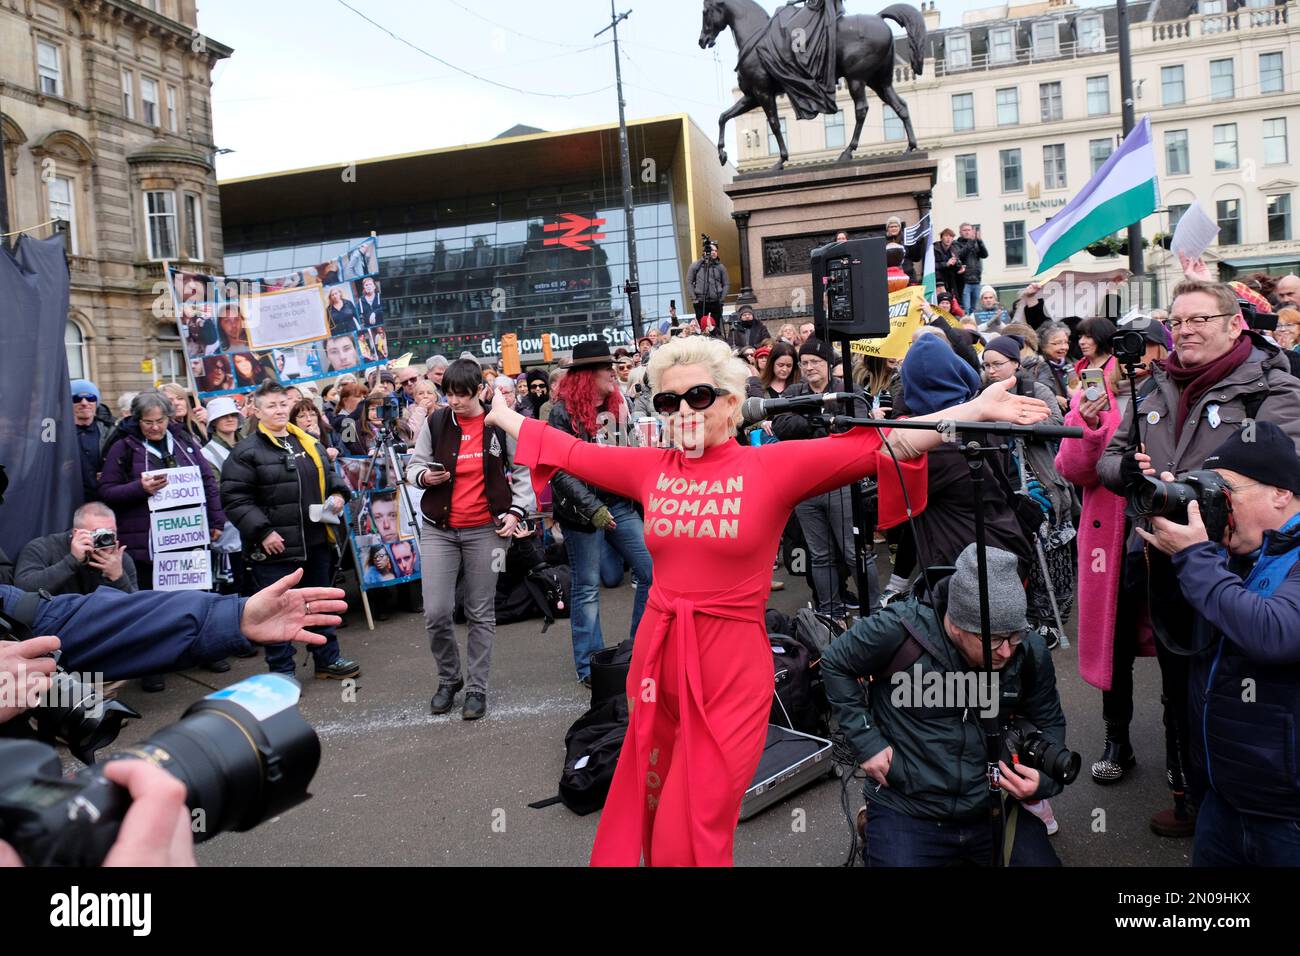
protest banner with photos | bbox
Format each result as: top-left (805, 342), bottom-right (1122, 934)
top-left (168, 236), bottom-right (387, 401)
top-left (153, 549), bottom-right (213, 591)
top-left (337, 455), bottom-right (422, 591)
top-left (144, 466), bottom-right (206, 511)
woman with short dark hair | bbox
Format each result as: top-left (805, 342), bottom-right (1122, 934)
top-left (1075, 317), bottom-right (1119, 396)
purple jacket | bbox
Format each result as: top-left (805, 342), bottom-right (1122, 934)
top-left (99, 421), bottom-right (226, 564)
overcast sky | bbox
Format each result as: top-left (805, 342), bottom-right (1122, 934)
top-left (200, 0), bottom-right (1108, 181)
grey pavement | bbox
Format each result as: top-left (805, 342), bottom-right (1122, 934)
top-left (102, 567), bottom-right (1192, 867)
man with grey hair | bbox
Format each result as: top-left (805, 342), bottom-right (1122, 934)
top-left (821, 544), bottom-right (1069, 866)
top-left (1275, 274), bottom-right (1300, 310)
top-left (14, 501), bottom-right (138, 595)
top-left (425, 354), bottom-right (449, 405)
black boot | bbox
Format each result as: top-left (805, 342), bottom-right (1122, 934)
top-left (1090, 720), bottom-right (1136, 785)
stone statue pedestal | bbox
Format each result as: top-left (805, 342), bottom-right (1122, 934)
top-left (724, 152), bottom-right (937, 327)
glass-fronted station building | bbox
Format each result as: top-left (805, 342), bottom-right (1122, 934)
top-left (218, 115), bottom-right (737, 363)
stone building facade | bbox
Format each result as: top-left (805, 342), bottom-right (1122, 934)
top-left (1, 0), bottom-right (230, 400)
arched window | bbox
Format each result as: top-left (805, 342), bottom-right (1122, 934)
top-left (65, 320), bottom-right (87, 379)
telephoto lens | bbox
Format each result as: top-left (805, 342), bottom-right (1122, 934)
top-left (0, 675), bottom-right (320, 866)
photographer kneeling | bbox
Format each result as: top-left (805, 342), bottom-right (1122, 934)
top-left (822, 544), bottom-right (1069, 866)
top-left (1136, 422), bottom-right (1300, 866)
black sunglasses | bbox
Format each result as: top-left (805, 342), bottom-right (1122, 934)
top-left (651, 384), bottom-right (729, 415)
top-left (72, 394), bottom-right (98, 404)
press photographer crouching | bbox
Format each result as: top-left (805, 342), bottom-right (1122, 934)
top-left (1136, 423), bottom-right (1300, 866)
top-left (14, 502), bottom-right (137, 595)
top-left (822, 544), bottom-right (1072, 866)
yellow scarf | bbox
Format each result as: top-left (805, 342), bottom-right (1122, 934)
top-left (259, 421), bottom-right (336, 543)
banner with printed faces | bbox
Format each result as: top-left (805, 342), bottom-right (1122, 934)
top-left (337, 454), bottom-right (422, 591)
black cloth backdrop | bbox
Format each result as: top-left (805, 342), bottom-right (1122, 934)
top-left (0, 235), bottom-right (81, 559)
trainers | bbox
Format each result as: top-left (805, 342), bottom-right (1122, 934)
top-left (770, 579), bottom-right (785, 591)
top-left (1024, 799), bottom-right (1059, 835)
top-left (430, 679), bottom-right (464, 715)
top-left (314, 657), bottom-right (360, 680)
top-left (462, 692), bottom-right (487, 721)
top-left (878, 585), bottom-right (907, 608)
top-left (1034, 624), bottom-right (1062, 651)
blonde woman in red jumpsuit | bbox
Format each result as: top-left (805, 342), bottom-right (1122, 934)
top-left (486, 336), bottom-right (1048, 866)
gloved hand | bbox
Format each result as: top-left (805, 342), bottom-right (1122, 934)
top-left (590, 506), bottom-right (615, 530)
top-left (1119, 450), bottom-right (1147, 490)
top-left (1025, 479), bottom-right (1052, 515)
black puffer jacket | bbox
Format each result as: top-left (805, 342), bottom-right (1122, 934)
top-left (547, 398), bottom-right (635, 530)
top-left (221, 426), bottom-right (350, 562)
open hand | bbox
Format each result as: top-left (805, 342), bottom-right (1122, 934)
top-left (972, 376), bottom-right (1050, 425)
top-left (239, 567), bottom-right (345, 646)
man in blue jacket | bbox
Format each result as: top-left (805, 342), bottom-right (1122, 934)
top-left (1137, 421), bottom-right (1300, 866)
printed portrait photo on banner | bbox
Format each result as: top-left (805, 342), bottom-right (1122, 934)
top-left (342, 457), bottom-right (384, 492)
top-left (325, 332), bottom-right (361, 373)
top-left (398, 483), bottom-right (419, 539)
top-left (306, 257), bottom-right (343, 288)
top-left (358, 328), bottom-right (388, 363)
top-left (231, 350), bottom-right (273, 388)
top-left (390, 539), bottom-right (419, 580)
top-left (261, 270), bottom-right (305, 293)
top-left (352, 499), bottom-right (374, 536)
top-left (198, 355), bottom-right (233, 393)
top-left (181, 310), bottom-right (218, 358)
top-left (173, 270), bottom-right (213, 308)
top-left (326, 284), bottom-right (361, 336)
top-left (354, 276), bottom-right (383, 327)
top-left (368, 491), bottom-right (400, 544)
top-left (217, 303), bottom-right (250, 352)
top-left (361, 541), bottom-right (397, 587)
top-left (273, 342), bottom-right (325, 380)
top-left (343, 239), bottom-right (379, 280)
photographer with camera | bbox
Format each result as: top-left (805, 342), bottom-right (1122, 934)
top-left (1097, 279), bottom-right (1300, 834)
top-left (13, 502), bottom-right (136, 595)
top-left (822, 544), bottom-right (1070, 866)
top-left (687, 237), bottom-right (729, 336)
top-left (1135, 423), bottom-right (1300, 865)
top-left (724, 303), bottom-right (767, 351)
top-left (221, 382), bottom-right (360, 682)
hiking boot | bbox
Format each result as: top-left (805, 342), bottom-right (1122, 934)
top-left (430, 679), bottom-right (464, 715)
top-left (462, 692), bottom-right (487, 721)
top-left (314, 657), bottom-right (360, 680)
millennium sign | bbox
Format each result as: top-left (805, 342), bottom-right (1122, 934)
top-left (1004, 198), bottom-right (1068, 213)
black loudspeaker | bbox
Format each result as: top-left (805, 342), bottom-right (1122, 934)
top-left (810, 237), bottom-right (889, 339)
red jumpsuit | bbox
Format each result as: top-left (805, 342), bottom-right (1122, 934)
top-left (515, 416), bottom-right (926, 866)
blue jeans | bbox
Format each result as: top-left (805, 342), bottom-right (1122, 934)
top-left (600, 539), bottom-right (627, 588)
top-left (1193, 790), bottom-right (1300, 866)
top-left (563, 501), bottom-right (653, 679)
top-left (247, 544), bottom-right (342, 675)
top-left (863, 800), bottom-right (1060, 867)
top-left (960, 281), bottom-right (981, 314)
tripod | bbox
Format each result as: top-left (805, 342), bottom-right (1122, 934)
top-left (353, 413), bottom-right (423, 630)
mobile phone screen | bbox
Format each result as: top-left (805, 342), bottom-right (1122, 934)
top-left (1081, 368), bottom-right (1111, 411)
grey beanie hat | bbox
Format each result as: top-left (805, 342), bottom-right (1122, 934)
top-left (946, 544), bottom-right (1027, 634)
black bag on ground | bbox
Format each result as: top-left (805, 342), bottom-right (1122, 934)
top-left (765, 608), bottom-right (793, 638)
top-left (589, 638), bottom-right (633, 707)
top-left (525, 564), bottom-right (571, 631)
top-left (557, 696), bottom-right (629, 815)
top-left (769, 634), bottom-right (826, 736)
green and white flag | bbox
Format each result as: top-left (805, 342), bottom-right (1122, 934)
top-left (1030, 115), bottom-right (1158, 274)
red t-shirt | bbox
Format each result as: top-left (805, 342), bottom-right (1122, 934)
top-left (449, 413), bottom-right (493, 528)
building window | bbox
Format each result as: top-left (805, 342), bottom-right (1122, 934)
top-left (1077, 15), bottom-right (1104, 53)
top-left (1201, 0), bottom-right (1227, 33)
top-left (1005, 221), bottom-right (1026, 268)
top-left (121, 68), bottom-right (134, 119)
top-left (159, 344), bottom-right (186, 384)
top-left (1209, 59), bottom-right (1234, 101)
top-left (1165, 129), bottom-right (1190, 175)
top-left (824, 111), bottom-right (845, 149)
top-left (1000, 148), bottom-right (1023, 192)
top-left (952, 93), bottom-right (975, 132)
top-left (1216, 198), bottom-right (1240, 245)
top-left (141, 76), bottom-right (159, 127)
top-left (166, 86), bottom-right (179, 132)
top-left (1044, 144), bottom-right (1067, 189)
top-left (883, 105), bottom-right (904, 141)
top-left (65, 321), bottom-right (86, 380)
top-left (946, 33), bottom-right (970, 70)
top-left (1265, 118), bottom-right (1289, 165)
top-left (1039, 82), bottom-right (1063, 122)
top-left (184, 193), bottom-right (203, 261)
top-left (1213, 123), bottom-right (1238, 170)
top-left (995, 88), bottom-right (1019, 126)
top-left (36, 40), bottom-right (63, 97)
top-left (1032, 21), bottom-right (1058, 58)
top-left (47, 176), bottom-right (77, 255)
top-left (1086, 76), bottom-right (1110, 116)
top-left (1168, 203), bottom-right (1190, 232)
top-left (990, 28), bottom-right (1014, 64)
top-left (1161, 65), bottom-right (1185, 106)
top-left (1268, 194), bottom-right (1292, 242)
top-left (145, 190), bottom-right (177, 259)
top-left (1260, 52), bottom-right (1284, 94)
top-left (767, 118), bottom-right (787, 156)
top-left (956, 154), bottom-right (978, 198)
top-left (1090, 138), bottom-right (1114, 175)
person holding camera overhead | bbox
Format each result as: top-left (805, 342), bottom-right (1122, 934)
top-left (1136, 423), bottom-right (1300, 866)
top-left (687, 238), bottom-right (729, 336)
top-left (1097, 277), bottom-right (1300, 837)
top-left (220, 381), bottom-right (360, 682)
top-left (822, 543), bottom-right (1071, 866)
top-left (14, 502), bottom-right (137, 596)
top-left (406, 359), bottom-right (535, 721)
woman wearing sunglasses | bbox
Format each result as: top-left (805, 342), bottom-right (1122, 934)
top-left (485, 335), bottom-right (1050, 867)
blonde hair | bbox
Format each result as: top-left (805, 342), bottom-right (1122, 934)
top-left (646, 335), bottom-right (750, 427)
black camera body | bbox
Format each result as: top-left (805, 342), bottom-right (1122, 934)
top-left (90, 528), bottom-right (117, 550)
top-left (1000, 717), bottom-right (1081, 784)
top-left (1129, 468), bottom-right (1232, 546)
top-left (378, 394), bottom-right (401, 423)
top-left (700, 232), bottom-right (715, 259)
top-left (1111, 324), bottom-right (1150, 366)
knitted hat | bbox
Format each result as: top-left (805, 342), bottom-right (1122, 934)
top-left (798, 338), bottom-right (836, 367)
top-left (525, 368), bottom-right (549, 387)
top-left (947, 544), bottom-right (1028, 634)
top-left (901, 334), bottom-right (981, 416)
top-left (1203, 421), bottom-right (1300, 494)
top-left (71, 378), bottom-right (100, 400)
top-left (985, 334), bottom-right (1025, 366)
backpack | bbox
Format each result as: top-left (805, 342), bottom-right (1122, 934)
top-left (525, 564), bottom-right (571, 632)
top-left (546, 696), bottom-right (629, 816)
top-left (769, 634), bottom-right (827, 736)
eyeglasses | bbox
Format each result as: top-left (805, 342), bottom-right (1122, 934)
top-left (72, 394), bottom-right (97, 404)
top-left (1167, 313), bottom-right (1234, 332)
top-left (981, 358), bottom-right (1012, 370)
top-left (989, 632), bottom-right (1024, 650)
top-left (651, 384), bottom-right (730, 415)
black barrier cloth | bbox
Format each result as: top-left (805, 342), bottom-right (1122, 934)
top-left (0, 235), bottom-right (81, 557)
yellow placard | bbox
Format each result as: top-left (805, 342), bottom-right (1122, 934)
top-left (850, 288), bottom-right (964, 360)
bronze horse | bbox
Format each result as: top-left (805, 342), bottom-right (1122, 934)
top-left (700, 0), bottom-right (926, 169)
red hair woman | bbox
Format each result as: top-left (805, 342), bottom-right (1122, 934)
top-left (486, 335), bottom-right (1049, 866)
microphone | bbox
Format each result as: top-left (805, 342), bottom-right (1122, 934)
top-left (741, 392), bottom-right (857, 425)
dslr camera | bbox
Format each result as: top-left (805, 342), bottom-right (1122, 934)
top-left (1111, 320), bottom-right (1152, 366)
top-left (1000, 717), bottom-right (1081, 784)
top-left (1128, 469), bottom-right (1232, 545)
top-left (700, 233), bottom-right (715, 260)
top-left (90, 528), bottom-right (117, 551)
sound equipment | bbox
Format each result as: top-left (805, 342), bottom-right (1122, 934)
top-left (810, 236), bottom-right (889, 339)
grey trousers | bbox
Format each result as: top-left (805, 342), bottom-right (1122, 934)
top-left (420, 522), bottom-right (504, 695)
top-left (795, 485), bottom-right (878, 612)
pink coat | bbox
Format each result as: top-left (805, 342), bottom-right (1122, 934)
top-left (1054, 392), bottom-right (1154, 691)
